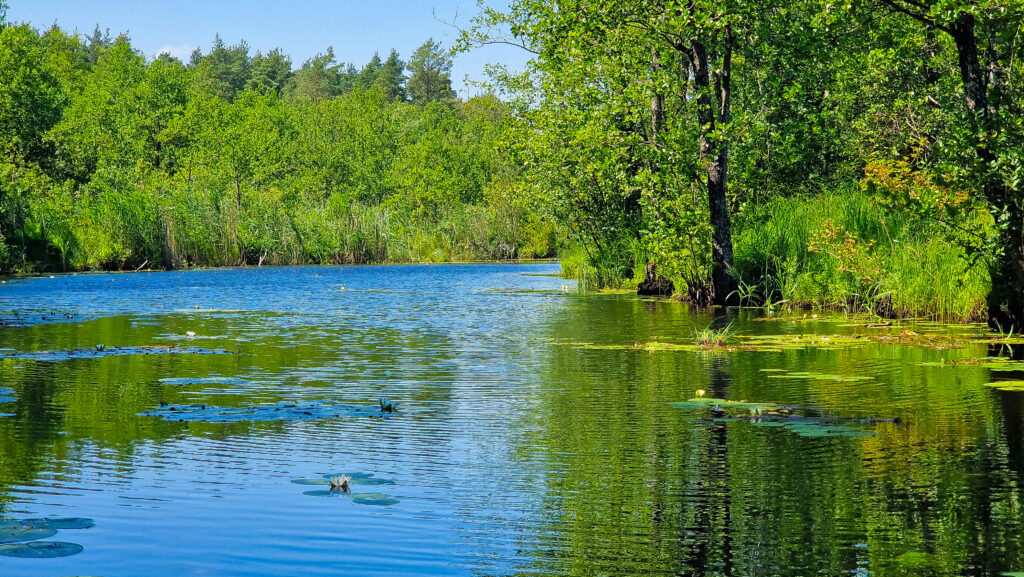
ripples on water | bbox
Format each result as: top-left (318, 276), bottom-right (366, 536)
top-left (0, 264), bottom-right (1023, 576)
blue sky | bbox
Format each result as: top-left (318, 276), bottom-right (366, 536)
top-left (6, 0), bottom-right (531, 96)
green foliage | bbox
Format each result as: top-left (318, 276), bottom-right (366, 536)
top-left (406, 38), bottom-right (455, 105)
top-left (0, 25), bottom-right (554, 272)
top-left (733, 189), bottom-right (990, 320)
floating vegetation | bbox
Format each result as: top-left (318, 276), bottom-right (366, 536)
top-left (301, 490), bottom-right (401, 506)
top-left (0, 310), bottom-right (80, 328)
top-left (984, 381), bottom-right (1024, 391)
top-left (918, 358), bottom-right (1024, 371)
top-left (379, 398), bottom-right (396, 413)
top-left (291, 473), bottom-right (395, 487)
top-left (139, 400), bottom-right (394, 423)
top-left (0, 345), bottom-right (234, 362)
top-left (766, 370), bottom-right (872, 383)
top-left (0, 517), bottom-right (93, 558)
top-left (328, 474), bottom-right (351, 492)
top-left (295, 473), bottom-right (399, 505)
top-left (0, 541), bottom-right (84, 558)
top-left (0, 526), bottom-right (57, 543)
top-left (550, 333), bottom-right (872, 354)
top-left (351, 493), bottom-right (401, 506)
top-left (551, 326), bottom-right (1023, 354)
top-left (20, 517), bottom-right (95, 530)
top-left (159, 376), bottom-right (250, 387)
top-left (671, 397), bottom-right (890, 438)
top-left (693, 322), bottom-right (737, 347)
top-left (669, 398), bottom-right (778, 412)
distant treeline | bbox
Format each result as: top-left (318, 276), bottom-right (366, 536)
top-left (0, 18), bottom-right (555, 271)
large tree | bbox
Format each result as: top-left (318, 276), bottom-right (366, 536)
top-left (855, 0), bottom-right (1024, 329)
top-left (406, 38), bottom-right (455, 105)
top-left (469, 1), bottom-right (745, 302)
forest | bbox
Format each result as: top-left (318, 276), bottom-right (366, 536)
top-left (0, 0), bottom-right (1022, 329)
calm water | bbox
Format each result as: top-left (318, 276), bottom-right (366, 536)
top-left (1, 264), bottom-right (1023, 576)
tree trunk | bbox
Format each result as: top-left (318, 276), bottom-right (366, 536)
top-left (689, 34), bottom-right (738, 305)
top-left (950, 13), bottom-right (1024, 330)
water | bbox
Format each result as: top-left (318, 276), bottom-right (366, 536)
top-left (0, 264), bottom-right (1023, 576)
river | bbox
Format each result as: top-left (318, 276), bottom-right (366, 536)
top-left (0, 264), bottom-right (1022, 576)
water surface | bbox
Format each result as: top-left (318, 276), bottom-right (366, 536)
top-left (1, 264), bottom-right (1023, 576)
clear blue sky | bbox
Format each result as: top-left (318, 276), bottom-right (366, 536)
top-left (6, 0), bottom-right (531, 96)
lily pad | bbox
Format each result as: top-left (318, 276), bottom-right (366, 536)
top-left (138, 401), bottom-right (390, 423)
top-left (302, 490), bottom-right (343, 497)
top-left (1, 345), bottom-right (233, 362)
top-left (0, 541), bottom-right (83, 558)
top-left (321, 472), bottom-right (375, 480)
top-left (291, 478), bottom-right (331, 486)
top-left (20, 517), bottom-right (94, 530)
top-left (159, 376), bottom-right (250, 386)
top-left (321, 472), bottom-right (392, 486)
top-left (984, 381), bottom-right (1024, 391)
top-left (766, 372), bottom-right (872, 383)
top-left (0, 526), bottom-right (58, 543)
top-left (670, 398), bottom-right (778, 412)
top-left (350, 493), bottom-right (400, 506)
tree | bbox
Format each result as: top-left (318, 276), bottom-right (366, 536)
top-left (406, 38), bottom-right (455, 105)
top-left (286, 47), bottom-right (344, 103)
top-left (86, 25), bottom-right (112, 64)
top-left (852, 0), bottom-right (1024, 329)
top-left (375, 49), bottom-right (407, 101)
top-left (189, 34), bottom-right (251, 101)
top-left (0, 24), bottom-right (66, 166)
top-left (467, 1), bottom-right (744, 302)
top-left (248, 48), bottom-right (292, 95)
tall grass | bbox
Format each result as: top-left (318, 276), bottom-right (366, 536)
top-left (21, 180), bottom-right (558, 272)
top-left (733, 188), bottom-right (989, 321)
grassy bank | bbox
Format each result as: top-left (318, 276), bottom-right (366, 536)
top-left (560, 189), bottom-right (990, 322)
top-left (731, 190), bottom-right (989, 321)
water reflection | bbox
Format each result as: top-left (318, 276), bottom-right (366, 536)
top-left (0, 265), bottom-right (1022, 575)
top-left (526, 299), bottom-right (1024, 577)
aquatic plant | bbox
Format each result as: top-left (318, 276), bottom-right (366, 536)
top-left (1, 345), bottom-right (233, 362)
top-left (0, 526), bottom-right (57, 544)
top-left (379, 398), bottom-right (396, 413)
top-left (140, 401), bottom-right (392, 423)
top-left (0, 541), bottom-right (83, 558)
top-left (328, 475), bottom-right (352, 492)
top-left (693, 323), bottom-right (736, 347)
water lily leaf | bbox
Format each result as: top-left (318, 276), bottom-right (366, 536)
top-left (302, 490), bottom-right (342, 497)
top-left (670, 398), bottom-right (777, 411)
top-left (350, 493), bottom-right (400, 506)
top-left (21, 517), bottom-right (94, 530)
top-left (291, 479), bottom-right (330, 486)
top-left (986, 363), bottom-right (1024, 372)
top-left (984, 381), bottom-right (1024, 391)
top-left (0, 541), bottom-right (83, 558)
top-left (1, 345), bottom-right (233, 362)
top-left (159, 376), bottom-right (250, 386)
top-left (0, 526), bottom-right (58, 543)
top-left (138, 401), bottom-right (389, 423)
top-left (321, 472), bottom-right (375, 480)
top-left (767, 372), bottom-right (872, 382)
